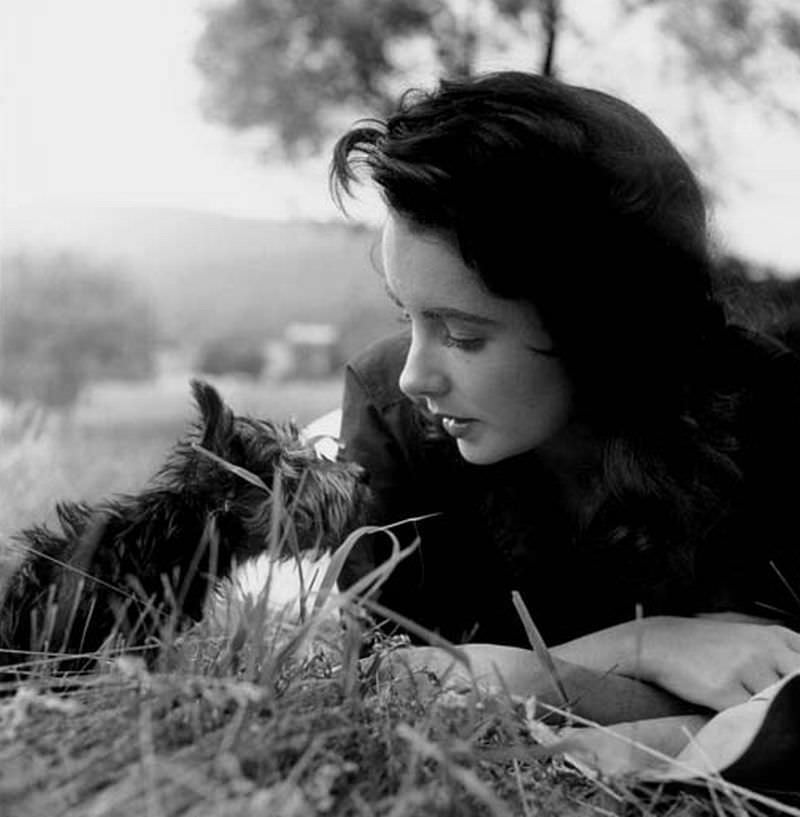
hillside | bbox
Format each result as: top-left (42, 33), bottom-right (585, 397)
top-left (3, 205), bottom-right (393, 347)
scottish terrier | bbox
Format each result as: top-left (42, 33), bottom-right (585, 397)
top-left (0, 380), bottom-right (367, 675)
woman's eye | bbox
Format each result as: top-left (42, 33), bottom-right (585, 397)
top-left (442, 330), bottom-right (485, 351)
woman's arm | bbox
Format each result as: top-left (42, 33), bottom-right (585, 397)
top-left (551, 615), bottom-right (800, 711)
top-left (381, 643), bottom-right (703, 725)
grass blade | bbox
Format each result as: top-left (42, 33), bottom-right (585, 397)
top-left (511, 590), bottom-right (570, 710)
top-left (191, 443), bottom-right (271, 493)
top-left (312, 513), bottom-right (440, 618)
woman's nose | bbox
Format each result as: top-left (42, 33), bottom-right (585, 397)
top-left (398, 334), bottom-right (448, 400)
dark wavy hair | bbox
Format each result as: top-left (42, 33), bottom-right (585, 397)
top-left (331, 72), bottom-right (742, 606)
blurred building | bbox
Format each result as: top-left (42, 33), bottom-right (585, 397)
top-left (269, 323), bottom-right (341, 379)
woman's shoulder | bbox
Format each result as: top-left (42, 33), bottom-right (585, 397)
top-left (712, 326), bottom-right (800, 450)
top-left (342, 331), bottom-right (467, 477)
top-left (727, 324), bottom-right (799, 362)
top-left (345, 331), bottom-right (411, 410)
top-left (743, 326), bottom-right (800, 398)
top-left (712, 325), bottom-right (800, 404)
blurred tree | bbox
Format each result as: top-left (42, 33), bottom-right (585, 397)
top-left (195, 0), bottom-right (434, 154)
top-left (194, 0), bottom-right (562, 154)
top-left (640, 0), bottom-right (800, 119)
top-left (195, 0), bottom-right (800, 155)
top-left (0, 254), bottom-right (158, 408)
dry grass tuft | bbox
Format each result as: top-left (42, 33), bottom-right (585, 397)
top-left (2, 574), bottom-right (792, 817)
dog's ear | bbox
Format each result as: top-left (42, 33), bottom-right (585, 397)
top-left (191, 380), bottom-right (235, 453)
top-left (55, 501), bottom-right (93, 540)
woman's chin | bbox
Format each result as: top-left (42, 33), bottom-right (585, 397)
top-left (456, 433), bottom-right (541, 466)
top-left (456, 437), bottom-right (504, 466)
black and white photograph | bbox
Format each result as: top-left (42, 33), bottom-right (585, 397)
top-left (2, 1), bottom-right (800, 814)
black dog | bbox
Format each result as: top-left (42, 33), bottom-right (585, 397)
top-left (0, 380), bottom-right (367, 673)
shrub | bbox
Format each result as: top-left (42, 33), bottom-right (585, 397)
top-left (196, 337), bottom-right (265, 378)
top-left (0, 252), bottom-right (158, 407)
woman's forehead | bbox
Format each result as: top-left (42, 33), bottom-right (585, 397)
top-left (382, 214), bottom-right (488, 301)
top-left (381, 212), bottom-right (550, 337)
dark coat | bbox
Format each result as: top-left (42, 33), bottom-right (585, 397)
top-left (338, 329), bottom-right (800, 647)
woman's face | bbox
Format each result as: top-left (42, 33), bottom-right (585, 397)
top-left (382, 212), bottom-right (576, 465)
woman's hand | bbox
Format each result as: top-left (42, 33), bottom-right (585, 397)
top-left (552, 616), bottom-right (800, 711)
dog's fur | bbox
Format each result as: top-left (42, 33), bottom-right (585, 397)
top-left (0, 380), bottom-right (367, 672)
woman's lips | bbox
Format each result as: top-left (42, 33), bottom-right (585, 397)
top-left (440, 416), bottom-right (475, 438)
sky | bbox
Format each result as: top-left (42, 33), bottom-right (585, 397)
top-left (1, 0), bottom-right (344, 223)
top-left (2, 0), bottom-right (800, 270)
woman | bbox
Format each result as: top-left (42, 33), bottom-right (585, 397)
top-left (329, 72), bottom-right (800, 715)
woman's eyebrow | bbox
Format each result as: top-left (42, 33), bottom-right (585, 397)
top-left (384, 282), bottom-right (498, 326)
top-left (423, 307), bottom-right (499, 326)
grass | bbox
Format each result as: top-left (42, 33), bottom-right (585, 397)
top-left (1, 376), bottom-right (798, 816)
top-left (1, 582), bottom-right (778, 817)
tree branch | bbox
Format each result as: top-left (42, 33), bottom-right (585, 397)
top-left (540, 0), bottom-right (561, 77)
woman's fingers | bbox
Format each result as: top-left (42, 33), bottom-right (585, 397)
top-left (621, 617), bottom-right (800, 710)
top-left (710, 682), bottom-right (754, 710)
top-left (738, 641), bottom-right (800, 696)
top-left (742, 666), bottom-right (783, 698)
top-left (775, 648), bottom-right (800, 680)
top-left (779, 626), bottom-right (800, 653)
